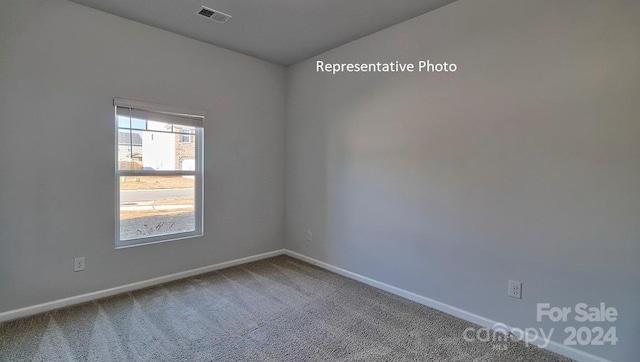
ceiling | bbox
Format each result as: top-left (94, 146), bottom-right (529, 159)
top-left (67, 0), bottom-right (458, 66)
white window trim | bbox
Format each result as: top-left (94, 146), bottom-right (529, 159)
top-left (114, 98), bottom-right (206, 118)
top-left (114, 98), bottom-right (205, 249)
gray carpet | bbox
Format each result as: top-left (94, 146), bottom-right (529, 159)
top-left (0, 256), bottom-right (571, 361)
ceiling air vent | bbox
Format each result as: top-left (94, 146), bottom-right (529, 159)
top-left (197, 6), bottom-right (232, 24)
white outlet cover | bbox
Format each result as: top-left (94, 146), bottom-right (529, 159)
top-left (306, 231), bottom-right (312, 241)
top-left (74, 257), bottom-right (85, 272)
top-left (508, 280), bottom-right (522, 299)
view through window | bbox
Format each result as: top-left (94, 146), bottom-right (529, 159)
top-left (115, 100), bottom-right (204, 247)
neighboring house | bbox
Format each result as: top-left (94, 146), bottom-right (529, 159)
top-left (117, 132), bottom-right (143, 161)
top-left (139, 122), bottom-right (195, 171)
top-left (175, 127), bottom-right (195, 171)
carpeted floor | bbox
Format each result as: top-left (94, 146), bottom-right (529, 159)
top-left (0, 255), bottom-right (571, 361)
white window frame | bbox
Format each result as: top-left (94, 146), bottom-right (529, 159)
top-left (114, 98), bottom-right (205, 248)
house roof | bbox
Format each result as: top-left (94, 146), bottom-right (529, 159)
top-left (118, 132), bottom-right (143, 146)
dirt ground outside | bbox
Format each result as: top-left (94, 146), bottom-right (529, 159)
top-left (119, 212), bottom-right (195, 241)
top-left (120, 175), bottom-right (194, 190)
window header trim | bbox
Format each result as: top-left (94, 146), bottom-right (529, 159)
top-left (114, 98), bottom-right (206, 119)
top-left (116, 107), bottom-right (203, 129)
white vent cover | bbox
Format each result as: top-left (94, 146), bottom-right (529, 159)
top-left (197, 6), bottom-right (231, 24)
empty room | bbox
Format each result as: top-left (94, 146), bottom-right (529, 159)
top-left (0, 0), bottom-right (638, 361)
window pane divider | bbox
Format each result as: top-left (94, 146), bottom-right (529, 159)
top-left (117, 170), bottom-right (197, 177)
top-left (117, 127), bottom-right (194, 136)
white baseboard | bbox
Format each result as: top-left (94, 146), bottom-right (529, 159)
top-left (283, 249), bottom-right (610, 362)
top-left (0, 247), bottom-right (610, 362)
top-left (0, 249), bottom-right (286, 323)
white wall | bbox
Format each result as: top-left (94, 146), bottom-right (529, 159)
top-left (285, 0), bottom-right (640, 361)
top-left (0, 0), bottom-right (285, 313)
top-left (1, 0), bottom-right (638, 360)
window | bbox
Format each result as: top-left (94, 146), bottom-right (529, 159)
top-left (180, 129), bottom-right (193, 143)
top-left (115, 98), bottom-right (205, 248)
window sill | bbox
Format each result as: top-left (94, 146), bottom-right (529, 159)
top-left (115, 232), bottom-right (203, 249)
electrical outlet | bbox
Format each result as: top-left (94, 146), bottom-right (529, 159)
top-left (306, 230), bottom-right (312, 242)
top-left (74, 257), bottom-right (85, 272)
top-left (508, 280), bottom-right (522, 299)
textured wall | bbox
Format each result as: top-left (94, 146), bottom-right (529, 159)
top-left (0, 0), bottom-right (286, 313)
top-left (285, 0), bottom-right (640, 360)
